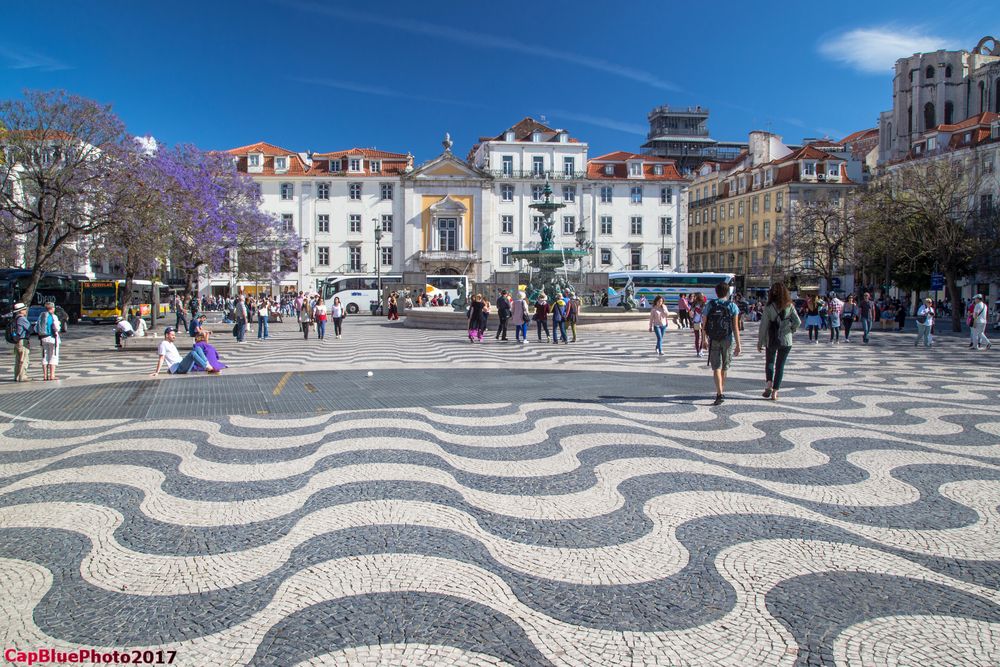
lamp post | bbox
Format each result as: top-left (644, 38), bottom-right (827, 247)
top-left (373, 218), bottom-right (383, 315)
top-left (301, 240), bottom-right (310, 295)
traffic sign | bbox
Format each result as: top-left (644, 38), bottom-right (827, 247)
top-left (930, 273), bottom-right (945, 290)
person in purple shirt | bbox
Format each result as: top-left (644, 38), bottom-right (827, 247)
top-left (192, 333), bottom-right (227, 372)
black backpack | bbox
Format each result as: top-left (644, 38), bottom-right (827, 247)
top-left (767, 305), bottom-right (788, 347)
top-left (5, 318), bottom-right (20, 344)
top-left (705, 300), bottom-right (733, 341)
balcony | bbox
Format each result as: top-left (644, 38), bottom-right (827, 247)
top-left (489, 170), bottom-right (587, 180)
top-left (416, 250), bottom-right (479, 263)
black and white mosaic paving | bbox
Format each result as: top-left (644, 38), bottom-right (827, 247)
top-left (0, 319), bottom-right (998, 665)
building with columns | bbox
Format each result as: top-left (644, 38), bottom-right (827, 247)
top-left (216, 118), bottom-right (687, 294)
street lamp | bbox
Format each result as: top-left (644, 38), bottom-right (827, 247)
top-left (373, 218), bottom-right (383, 315)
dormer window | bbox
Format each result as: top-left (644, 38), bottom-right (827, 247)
top-left (349, 158), bottom-right (362, 172)
top-left (531, 131), bottom-right (541, 142)
top-left (248, 154), bottom-right (260, 168)
top-left (274, 156), bottom-right (288, 171)
top-left (803, 162), bottom-right (816, 176)
top-left (753, 172), bottom-right (761, 187)
top-left (558, 131), bottom-right (568, 143)
top-left (927, 136), bottom-right (937, 151)
top-left (653, 165), bottom-right (663, 175)
top-left (329, 159), bottom-right (341, 172)
top-left (369, 160), bottom-right (381, 174)
top-left (964, 132), bottom-right (972, 143)
top-left (765, 169), bottom-right (773, 185)
top-left (604, 164), bottom-right (614, 176)
top-left (505, 131), bottom-right (515, 142)
top-left (827, 164), bottom-right (839, 179)
top-left (628, 162), bottom-right (643, 177)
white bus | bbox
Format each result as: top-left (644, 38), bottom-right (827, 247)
top-left (607, 272), bottom-right (736, 310)
top-left (322, 274), bottom-right (468, 314)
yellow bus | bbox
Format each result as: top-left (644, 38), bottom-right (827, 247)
top-left (80, 280), bottom-right (171, 323)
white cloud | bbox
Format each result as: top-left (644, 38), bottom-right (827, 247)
top-left (291, 77), bottom-right (485, 109)
top-left (0, 46), bottom-right (71, 72)
top-left (545, 110), bottom-right (647, 136)
top-left (819, 26), bottom-right (960, 74)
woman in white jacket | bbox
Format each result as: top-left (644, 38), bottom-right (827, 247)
top-left (510, 291), bottom-right (530, 344)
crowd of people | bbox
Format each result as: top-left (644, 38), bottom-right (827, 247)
top-left (465, 290), bottom-right (583, 344)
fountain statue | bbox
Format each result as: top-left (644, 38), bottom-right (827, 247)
top-left (510, 182), bottom-right (590, 303)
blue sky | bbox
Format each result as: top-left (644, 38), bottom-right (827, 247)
top-left (1, 1), bottom-right (996, 161)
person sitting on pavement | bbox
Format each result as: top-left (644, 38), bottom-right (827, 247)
top-left (188, 313), bottom-right (208, 339)
top-left (192, 332), bottom-right (227, 372)
top-left (115, 316), bottom-right (135, 349)
top-left (130, 312), bottom-right (148, 337)
top-left (151, 327), bottom-right (216, 376)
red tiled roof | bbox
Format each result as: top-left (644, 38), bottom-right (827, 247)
top-left (227, 141), bottom-right (300, 157)
top-left (586, 153), bottom-right (683, 181)
top-left (589, 151), bottom-right (673, 163)
top-left (490, 117), bottom-right (581, 143)
top-left (313, 148), bottom-right (408, 159)
top-left (930, 111), bottom-right (999, 133)
top-left (840, 128), bottom-right (878, 144)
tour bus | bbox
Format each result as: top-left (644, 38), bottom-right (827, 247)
top-left (0, 269), bottom-right (85, 323)
top-left (607, 272), bottom-right (736, 310)
top-left (80, 279), bottom-right (171, 323)
top-left (322, 274), bottom-right (469, 314)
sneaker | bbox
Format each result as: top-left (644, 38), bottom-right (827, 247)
top-left (712, 394), bottom-right (724, 406)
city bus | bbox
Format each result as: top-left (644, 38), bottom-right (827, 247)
top-left (80, 280), bottom-right (171, 323)
top-left (607, 272), bottom-right (736, 310)
top-left (322, 274), bottom-right (469, 314)
top-left (0, 269), bottom-right (85, 323)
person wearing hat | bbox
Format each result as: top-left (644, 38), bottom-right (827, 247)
top-left (114, 315), bottom-right (135, 349)
top-left (151, 326), bottom-right (215, 376)
top-left (10, 303), bottom-right (32, 382)
top-left (970, 294), bottom-right (992, 350)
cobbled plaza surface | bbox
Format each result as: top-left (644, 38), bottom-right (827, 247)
top-left (1, 316), bottom-right (999, 666)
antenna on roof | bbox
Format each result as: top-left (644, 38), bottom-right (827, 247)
top-left (539, 114), bottom-right (548, 124)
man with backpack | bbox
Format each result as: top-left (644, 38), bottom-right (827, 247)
top-left (704, 282), bottom-right (742, 406)
top-left (6, 303), bottom-right (32, 382)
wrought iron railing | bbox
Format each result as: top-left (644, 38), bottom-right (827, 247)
top-left (489, 170), bottom-right (588, 180)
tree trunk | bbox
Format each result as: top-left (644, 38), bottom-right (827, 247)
top-left (945, 271), bottom-right (963, 332)
top-left (121, 272), bottom-right (135, 318)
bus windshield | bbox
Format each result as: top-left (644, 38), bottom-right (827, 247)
top-left (82, 285), bottom-right (117, 309)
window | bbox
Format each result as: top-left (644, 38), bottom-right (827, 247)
top-left (600, 186), bottom-right (613, 203)
top-left (248, 154), bottom-right (260, 167)
top-left (763, 221), bottom-right (771, 240)
top-left (531, 216), bottom-right (544, 233)
top-left (738, 225), bottom-right (744, 241)
top-left (281, 214), bottom-right (293, 232)
top-left (381, 247), bottom-right (392, 266)
top-left (945, 64), bottom-right (953, 78)
top-left (719, 205), bottom-right (725, 221)
top-left (280, 182), bottom-right (293, 200)
top-left (563, 215), bottom-right (576, 234)
top-left (629, 162), bottom-right (642, 176)
top-left (711, 207), bottom-right (717, 222)
top-left (660, 216), bottom-right (672, 236)
top-left (563, 157), bottom-right (575, 176)
top-left (660, 187), bottom-right (672, 204)
top-left (349, 246), bottom-right (362, 271)
top-left (380, 183), bottom-right (393, 200)
top-left (562, 186), bottom-right (575, 202)
top-left (924, 102), bottom-right (936, 130)
top-left (945, 101), bottom-right (954, 125)
top-left (925, 65), bottom-right (934, 79)
top-left (764, 193), bottom-right (771, 212)
top-left (349, 183), bottom-right (362, 200)
top-left (502, 155), bottom-right (513, 176)
top-left (501, 184), bottom-right (514, 201)
top-left (275, 157), bottom-right (287, 171)
top-left (604, 164), bottom-right (614, 175)
top-left (710, 230), bottom-right (716, 247)
top-left (349, 214), bottom-right (362, 233)
top-left (600, 216), bottom-right (612, 235)
top-left (532, 156), bottom-right (544, 177)
top-left (982, 194), bottom-right (994, 215)
top-left (660, 249), bottom-right (671, 266)
top-left (532, 185), bottom-right (544, 201)
top-left (753, 172), bottom-right (761, 188)
top-left (317, 214), bottom-right (330, 234)
top-left (751, 223), bottom-right (759, 240)
top-left (501, 215), bottom-right (513, 234)
top-left (738, 201), bottom-right (744, 216)
top-left (329, 159), bottom-right (341, 172)
top-left (381, 214), bottom-right (393, 234)
top-left (827, 164), bottom-right (839, 179)
top-left (317, 182), bottom-right (330, 200)
top-left (728, 203), bottom-right (734, 217)
top-left (630, 216), bottom-right (642, 235)
top-left (349, 158), bottom-right (362, 172)
top-left (653, 165), bottom-right (663, 176)
top-left (438, 218), bottom-right (458, 251)
top-left (600, 248), bottom-right (612, 265)
top-left (370, 160), bottom-right (381, 174)
top-left (630, 186), bottom-right (642, 204)
top-left (501, 247), bottom-right (513, 266)
top-left (317, 246), bottom-right (330, 266)
top-left (752, 196), bottom-right (759, 213)
top-left (803, 162), bottom-right (815, 176)
top-left (630, 247), bottom-right (642, 269)
top-left (776, 192), bottom-right (784, 211)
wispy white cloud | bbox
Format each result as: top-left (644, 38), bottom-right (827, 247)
top-left (280, 1), bottom-right (681, 92)
top-left (545, 110), bottom-right (647, 136)
top-left (0, 45), bottom-right (72, 72)
top-left (134, 136), bottom-right (158, 155)
top-left (291, 77), bottom-right (485, 108)
top-left (818, 26), bottom-right (961, 74)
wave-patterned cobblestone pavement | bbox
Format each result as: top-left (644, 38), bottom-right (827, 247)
top-left (1, 321), bottom-right (999, 665)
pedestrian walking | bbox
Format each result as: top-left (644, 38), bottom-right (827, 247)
top-left (677, 294), bottom-right (690, 329)
top-left (691, 292), bottom-right (707, 357)
top-left (298, 302), bottom-right (313, 339)
top-left (551, 297), bottom-right (569, 344)
top-left (257, 299), bottom-right (270, 339)
top-left (387, 293), bottom-right (399, 321)
top-left (804, 295), bottom-right (821, 343)
top-left (512, 290), bottom-right (530, 344)
top-left (757, 282), bottom-right (800, 402)
top-left (841, 295), bottom-right (858, 342)
top-left (970, 294), bottom-right (992, 350)
top-left (704, 282), bottom-right (742, 406)
top-left (495, 290), bottom-right (511, 341)
top-left (467, 294), bottom-right (485, 342)
top-left (648, 295), bottom-right (670, 356)
top-left (567, 294), bottom-right (581, 342)
top-left (915, 298), bottom-right (935, 347)
top-left (37, 302), bottom-right (60, 381)
top-left (859, 292), bottom-right (875, 344)
top-left (479, 299), bottom-right (490, 339)
top-left (827, 293), bottom-right (843, 344)
top-left (533, 295), bottom-right (550, 342)
top-left (234, 296), bottom-right (248, 343)
top-left (331, 297), bottom-right (345, 338)
top-left (314, 298), bottom-right (328, 339)
top-left (174, 294), bottom-right (188, 331)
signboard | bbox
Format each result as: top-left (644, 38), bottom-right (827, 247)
top-left (930, 273), bottom-right (945, 290)
top-left (830, 277), bottom-right (842, 290)
top-left (402, 272), bottom-right (427, 286)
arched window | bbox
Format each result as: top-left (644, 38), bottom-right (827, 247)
top-left (945, 101), bottom-right (954, 125)
top-left (924, 102), bottom-right (936, 130)
top-left (926, 65), bottom-right (935, 79)
top-left (887, 122), bottom-right (893, 147)
top-left (945, 65), bottom-right (953, 78)
top-left (907, 106), bottom-right (913, 134)
top-left (995, 79), bottom-right (1000, 113)
top-left (980, 82), bottom-right (987, 113)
